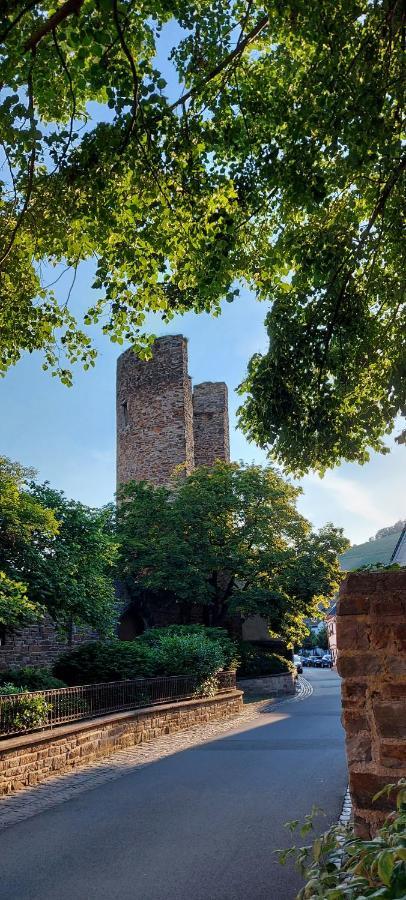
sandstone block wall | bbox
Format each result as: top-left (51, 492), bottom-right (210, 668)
top-left (237, 672), bottom-right (296, 697)
top-left (336, 570), bottom-right (406, 837)
top-left (193, 382), bottom-right (230, 467)
top-left (0, 691), bottom-right (243, 796)
top-left (0, 616), bottom-right (97, 672)
top-left (117, 335), bottom-right (194, 487)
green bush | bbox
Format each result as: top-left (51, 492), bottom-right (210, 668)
top-left (279, 780), bottom-right (406, 899)
top-left (53, 632), bottom-right (226, 686)
top-left (0, 688), bottom-right (50, 732)
top-left (237, 644), bottom-right (294, 678)
top-left (0, 683), bottom-right (23, 695)
top-left (53, 641), bottom-right (156, 685)
top-left (138, 625), bottom-right (239, 669)
top-left (147, 633), bottom-right (225, 681)
top-left (0, 667), bottom-right (66, 690)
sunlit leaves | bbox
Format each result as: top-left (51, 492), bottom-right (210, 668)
top-left (0, 1), bottom-right (404, 470)
top-left (117, 461), bottom-right (349, 643)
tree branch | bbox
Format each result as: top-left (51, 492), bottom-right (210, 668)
top-left (317, 153), bottom-right (406, 385)
top-left (50, 28), bottom-right (76, 172)
top-left (112, 0), bottom-right (139, 151)
top-left (0, 1), bottom-right (39, 45)
top-left (0, 66), bottom-right (36, 272)
top-left (170, 13), bottom-right (269, 112)
top-left (24, 0), bottom-right (84, 52)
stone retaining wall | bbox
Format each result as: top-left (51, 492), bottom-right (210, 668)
top-left (0, 690), bottom-right (243, 797)
top-left (237, 672), bottom-right (296, 696)
top-left (0, 615), bottom-right (97, 671)
top-left (336, 570), bottom-right (406, 837)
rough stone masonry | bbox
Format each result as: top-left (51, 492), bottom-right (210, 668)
top-left (116, 335), bottom-right (230, 487)
top-left (336, 570), bottom-right (406, 837)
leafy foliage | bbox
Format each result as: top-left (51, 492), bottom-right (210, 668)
top-left (0, 570), bottom-right (44, 628)
top-left (54, 639), bottom-right (158, 684)
top-left (54, 630), bottom-right (227, 686)
top-left (1, 2), bottom-right (404, 468)
top-left (0, 666), bottom-right (66, 690)
top-left (118, 461), bottom-right (349, 645)
top-left (0, 456), bottom-right (117, 634)
top-left (278, 780), bottom-right (406, 899)
top-left (237, 645), bottom-right (293, 678)
top-left (301, 625), bottom-right (329, 653)
top-left (0, 689), bottom-right (50, 732)
top-left (27, 483), bottom-right (118, 634)
top-left (138, 624), bottom-right (240, 669)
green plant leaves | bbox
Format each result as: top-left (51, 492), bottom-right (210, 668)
top-left (283, 781), bottom-right (406, 900)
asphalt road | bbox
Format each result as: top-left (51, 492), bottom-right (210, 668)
top-left (0, 669), bottom-right (347, 900)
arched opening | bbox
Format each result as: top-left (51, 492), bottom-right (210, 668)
top-left (118, 606), bottom-right (146, 641)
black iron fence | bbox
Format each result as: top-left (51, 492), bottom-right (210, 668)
top-left (0, 670), bottom-right (236, 739)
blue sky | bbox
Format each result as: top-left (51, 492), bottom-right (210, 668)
top-left (0, 256), bottom-right (404, 546)
top-left (1, 21), bottom-right (404, 546)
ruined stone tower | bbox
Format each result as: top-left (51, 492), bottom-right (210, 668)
top-left (116, 335), bottom-right (194, 487)
top-left (116, 335), bottom-right (230, 488)
top-left (193, 382), bottom-right (230, 467)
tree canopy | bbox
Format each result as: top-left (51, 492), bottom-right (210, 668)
top-left (1, 0), bottom-right (404, 470)
top-left (117, 461), bottom-right (349, 645)
top-left (0, 457), bottom-right (117, 632)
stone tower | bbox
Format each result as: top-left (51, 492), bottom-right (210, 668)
top-left (116, 336), bottom-right (230, 488)
top-left (116, 335), bottom-right (194, 487)
top-left (193, 382), bottom-right (230, 467)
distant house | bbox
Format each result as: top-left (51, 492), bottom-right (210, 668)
top-left (327, 524), bottom-right (406, 663)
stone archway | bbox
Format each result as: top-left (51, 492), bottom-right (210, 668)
top-left (118, 606), bottom-right (146, 641)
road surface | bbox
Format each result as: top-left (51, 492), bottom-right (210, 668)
top-left (0, 668), bottom-right (347, 900)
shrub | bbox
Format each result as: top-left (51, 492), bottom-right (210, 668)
top-left (139, 625), bottom-right (239, 669)
top-left (0, 688), bottom-right (50, 732)
top-left (53, 641), bottom-right (156, 685)
top-left (54, 631), bottom-right (227, 686)
top-left (0, 683), bottom-right (23, 695)
top-left (0, 667), bottom-right (66, 690)
top-left (237, 644), bottom-right (294, 678)
top-left (278, 780), bottom-right (406, 899)
top-left (148, 633), bottom-right (226, 681)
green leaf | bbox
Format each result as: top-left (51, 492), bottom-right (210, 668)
top-left (377, 850), bottom-right (395, 887)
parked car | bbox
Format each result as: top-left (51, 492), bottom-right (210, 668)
top-left (293, 654), bottom-right (303, 674)
top-left (321, 653), bottom-right (332, 668)
top-left (301, 656), bottom-right (312, 667)
top-left (310, 656), bottom-right (323, 668)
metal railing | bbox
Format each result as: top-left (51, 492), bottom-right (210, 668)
top-left (0, 670), bottom-right (236, 739)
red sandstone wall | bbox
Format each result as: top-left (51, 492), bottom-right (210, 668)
top-left (336, 570), bottom-right (406, 837)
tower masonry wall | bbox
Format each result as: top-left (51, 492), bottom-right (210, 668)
top-left (193, 382), bottom-right (230, 467)
top-left (116, 336), bottom-right (194, 487)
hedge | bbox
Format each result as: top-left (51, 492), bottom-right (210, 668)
top-left (53, 632), bottom-right (226, 686)
top-left (237, 644), bottom-right (294, 678)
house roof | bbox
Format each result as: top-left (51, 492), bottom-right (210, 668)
top-left (339, 527), bottom-right (405, 572)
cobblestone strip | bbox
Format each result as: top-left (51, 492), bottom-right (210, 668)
top-left (338, 787), bottom-right (353, 828)
top-left (0, 677), bottom-right (312, 833)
